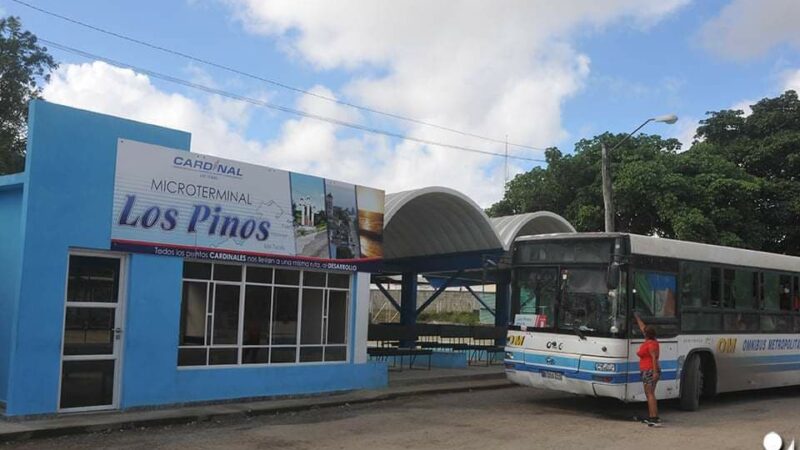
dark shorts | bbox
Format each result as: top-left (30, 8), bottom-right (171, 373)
top-left (641, 370), bottom-right (658, 386)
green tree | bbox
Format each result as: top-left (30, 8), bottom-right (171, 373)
top-left (489, 90), bottom-right (800, 255)
top-left (695, 90), bottom-right (800, 254)
top-left (488, 133), bottom-right (683, 235)
top-left (0, 16), bottom-right (57, 175)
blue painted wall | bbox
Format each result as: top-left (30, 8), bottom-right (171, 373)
top-left (0, 174), bottom-right (25, 404)
top-left (4, 101), bottom-right (387, 416)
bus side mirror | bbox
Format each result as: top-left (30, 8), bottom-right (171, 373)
top-left (607, 263), bottom-right (620, 290)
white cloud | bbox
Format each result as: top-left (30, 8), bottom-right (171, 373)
top-left (44, 0), bottom-right (690, 207)
top-left (731, 99), bottom-right (754, 116)
top-left (41, 61), bottom-right (510, 203)
top-left (673, 115), bottom-right (699, 151)
top-left (699, 0), bottom-right (800, 61)
top-left (220, 0), bottom-right (687, 205)
top-left (783, 68), bottom-right (800, 93)
top-left (42, 61), bottom-right (266, 163)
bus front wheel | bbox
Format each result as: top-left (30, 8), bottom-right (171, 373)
top-left (680, 354), bottom-right (703, 411)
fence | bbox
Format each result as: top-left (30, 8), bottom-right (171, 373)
top-left (369, 287), bottom-right (496, 324)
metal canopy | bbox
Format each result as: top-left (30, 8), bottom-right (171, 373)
top-left (490, 212), bottom-right (576, 251)
top-left (384, 186), bottom-right (503, 261)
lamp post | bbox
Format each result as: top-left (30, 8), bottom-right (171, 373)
top-left (601, 114), bottom-right (678, 232)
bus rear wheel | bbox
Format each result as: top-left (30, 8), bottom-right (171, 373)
top-left (680, 354), bottom-right (703, 411)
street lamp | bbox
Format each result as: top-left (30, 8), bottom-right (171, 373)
top-left (601, 114), bottom-right (678, 232)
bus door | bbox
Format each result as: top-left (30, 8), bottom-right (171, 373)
top-left (628, 270), bottom-right (680, 401)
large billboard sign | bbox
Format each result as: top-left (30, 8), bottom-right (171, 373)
top-left (110, 139), bottom-right (384, 272)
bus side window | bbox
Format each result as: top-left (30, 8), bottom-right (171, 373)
top-left (681, 262), bottom-right (710, 308)
top-left (710, 268), bottom-right (722, 308)
top-left (723, 269), bottom-right (756, 310)
top-left (778, 274), bottom-right (792, 311)
top-left (633, 272), bottom-right (677, 318)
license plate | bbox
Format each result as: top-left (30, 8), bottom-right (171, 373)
top-left (540, 370), bottom-right (562, 381)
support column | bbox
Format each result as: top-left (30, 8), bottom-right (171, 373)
top-left (495, 270), bottom-right (511, 345)
top-left (400, 271), bottom-right (417, 348)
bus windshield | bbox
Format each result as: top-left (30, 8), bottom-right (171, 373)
top-left (559, 268), bottom-right (617, 335)
top-left (515, 266), bottom-right (625, 338)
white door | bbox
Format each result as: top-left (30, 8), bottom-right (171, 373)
top-left (59, 252), bottom-right (126, 412)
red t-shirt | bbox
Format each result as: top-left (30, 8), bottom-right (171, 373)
top-left (637, 339), bottom-right (659, 371)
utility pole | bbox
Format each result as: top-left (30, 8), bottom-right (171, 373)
top-left (601, 142), bottom-right (614, 232)
top-left (600, 114), bottom-right (679, 233)
top-left (504, 135), bottom-right (509, 185)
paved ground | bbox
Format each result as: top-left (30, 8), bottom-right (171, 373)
top-left (5, 384), bottom-right (800, 450)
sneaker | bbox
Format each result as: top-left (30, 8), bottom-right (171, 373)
top-left (643, 417), bottom-right (662, 428)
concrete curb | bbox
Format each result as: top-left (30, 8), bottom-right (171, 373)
top-left (0, 379), bottom-right (513, 443)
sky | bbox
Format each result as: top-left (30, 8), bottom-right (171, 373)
top-left (6, 0), bottom-right (800, 207)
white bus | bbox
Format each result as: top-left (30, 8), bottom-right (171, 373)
top-left (504, 232), bottom-right (800, 410)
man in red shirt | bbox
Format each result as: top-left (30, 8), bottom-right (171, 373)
top-left (635, 312), bottom-right (661, 427)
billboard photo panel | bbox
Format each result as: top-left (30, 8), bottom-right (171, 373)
top-left (110, 139), bottom-right (383, 271)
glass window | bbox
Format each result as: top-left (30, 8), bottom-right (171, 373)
top-left (67, 255), bottom-right (120, 303)
top-left (272, 287), bottom-right (299, 345)
top-left (761, 272), bottom-right (780, 311)
top-left (301, 289), bottom-right (324, 344)
top-left (246, 266), bottom-right (272, 284)
top-left (183, 262), bottom-right (211, 280)
top-left (710, 268), bottom-right (722, 308)
top-left (242, 347), bottom-right (269, 364)
top-left (761, 314), bottom-right (792, 333)
top-left (514, 268), bottom-right (558, 328)
top-left (270, 347), bottom-right (296, 363)
top-left (558, 269), bottom-right (616, 333)
top-left (275, 269), bottom-right (300, 285)
top-left (327, 291), bottom-right (349, 344)
top-left (178, 262), bottom-right (350, 367)
top-left (325, 346), bottom-right (347, 362)
top-left (300, 346), bottom-right (323, 362)
top-left (304, 271), bottom-right (326, 287)
top-left (63, 307), bottom-right (115, 355)
top-left (60, 360), bottom-right (114, 409)
top-left (780, 275), bottom-right (793, 311)
top-left (795, 277), bottom-right (800, 312)
top-left (243, 285), bottom-right (271, 346)
top-left (633, 272), bottom-right (677, 318)
top-left (177, 348), bottom-right (207, 366)
top-left (180, 282), bottom-right (207, 346)
top-left (212, 284), bottom-right (240, 345)
top-left (724, 269), bottom-right (756, 309)
top-left (328, 273), bottom-right (350, 289)
top-left (214, 264), bottom-right (242, 282)
top-left (682, 311), bottom-right (722, 332)
top-left (209, 348), bottom-right (238, 365)
top-left (681, 262), bottom-right (710, 308)
top-left (723, 313), bottom-right (759, 332)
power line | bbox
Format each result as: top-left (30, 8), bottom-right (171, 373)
top-left (12, 0), bottom-right (549, 152)
top-left (40, 39), bottom-right (547, 163)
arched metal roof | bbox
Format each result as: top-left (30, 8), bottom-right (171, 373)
top-left (490, 212), bottom-right (576, 251)
top-left (384, 186), bottom-right (502, 260)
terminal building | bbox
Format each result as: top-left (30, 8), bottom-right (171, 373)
top-left (0, 101), bottom-right (573, 416)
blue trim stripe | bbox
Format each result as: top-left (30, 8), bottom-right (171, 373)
top-left (513, 352), bottom-right (678, 374)
top-left (506, 361), bottom-right (678, 384)
top-left (739, 354), bottom-right (800, 365)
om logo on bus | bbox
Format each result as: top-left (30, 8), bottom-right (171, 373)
top-left (717, 337), bottom-right (737, 354)
top-left (508, 335), bottom-right (525, 347)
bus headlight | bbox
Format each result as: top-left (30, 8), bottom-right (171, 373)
top-left (595, 362), bottom-right (616, 372)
